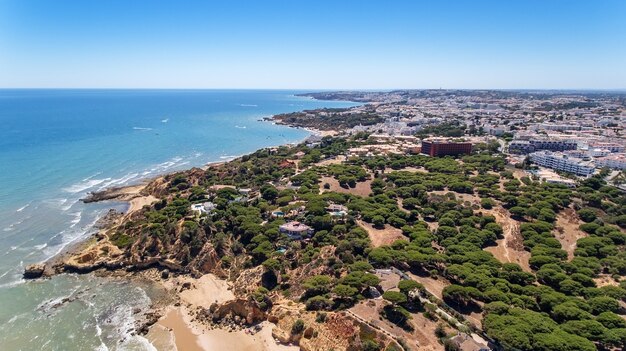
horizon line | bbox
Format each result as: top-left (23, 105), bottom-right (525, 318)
top-left (1, 87), bottom-right (626, 92)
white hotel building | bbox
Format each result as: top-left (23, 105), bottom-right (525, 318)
top-left (529, 151), bottom-right (595, 177)
top-left (596, 155), bottom-right (626, 170)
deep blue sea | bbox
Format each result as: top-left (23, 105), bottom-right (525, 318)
top-left (0, 89), bottom-right (357, 350)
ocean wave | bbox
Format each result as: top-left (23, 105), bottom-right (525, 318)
top-left (61, 198), bottom-right (80, 211)
top-left (63, 178), bottom-right (111, 194)
top-left (0, 279), bottom-right (24, 289)
top-left (42, 198), bottom-right (68, 207)
top-left (161, 118), bottom-right (169, 123)
top-left (219, 155), bottom-right (240, 160)
top-left (82, 172), bottom-right (102, 182)
top-left (99, 286), bottom-right (153, 350)
top-left (97, 173), bottom-right (140, 190)
top-left (3, 216), bottom-right (31, 232)
top-left (69, 212), bottom-right (82, 228)
top-left (44, 210), bottom-right (102, 260)
top-left (0, 268), bottom-right (14, 280)
top-left (34, 243), bottom-right (48, 250)
top-left (139, 156), bottom-right (187, 178)
top-left (239, 103), bottom-right (258, 107)
top-left (132, 127), bottom-right (153, 131)
top-left (16, 202), bottom-right (31, 212)
top-left (235, 125), bottom-right (247, 129)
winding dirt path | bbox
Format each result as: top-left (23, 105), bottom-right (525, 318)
top-left (483, 207), bottom-right (531, 272)
top-left (553, 207), bottom-right (587, 261)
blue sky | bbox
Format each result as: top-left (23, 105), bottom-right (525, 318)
top-left (0, 0), bottom-right (624, 89)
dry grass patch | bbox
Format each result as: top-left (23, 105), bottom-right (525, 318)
top-left (554, 207), bottom-right (588, 261)
top-left (406, 272), bottom-right (450, 300)
top-left (319, 176), bottom-right (373, 197)
top-left (356, 220), bottom-right (407, 247)
top-left (482, 207), bottom-right (532, 272)
top-left (349, 299), bottom-right (444, 351)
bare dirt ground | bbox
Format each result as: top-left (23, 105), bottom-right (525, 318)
top-left (397, 198), bottom-right (411, 214)
top-left (383, 166), bottom-right (428, 174)
top-left (405, 273), bottom-right (482, 329)
top-left (209, 184), bottom-right (236, 191)
top-left (429, 191), bottom-right (481, 206)
top-left (483, 207), bottom-right (532, 272)
top-left (319, 176), bottom-right (373, 197)
top-left (406, 272), bottom-right (450, 300)
top-left (510, 167), bottom-right (528, 181)
top-left (376, 269), bottom-right (402, 291)
top-left (349, 299), bottom-right (444, 351)
top-left (127, 195), bottom-right (158, 214)
top-left (554, 207), bottom-right (588, 261)
top-left (594, 275), bottom-right (620, 288)
top-left (425, 220), bottom-right (439, 232)
top-left (314, 155), bottom-right (346, 167)
top-left (356, 220), bottom-right (407, 247)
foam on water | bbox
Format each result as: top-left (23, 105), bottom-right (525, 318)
top-left (63, 178), bottom-right (111, 194)
top-left (34, 243), bottom-right (47, 250)
top-left (61, 199), bottom-right (80, 211)
top-left (16, 202), bottom-right (31, 212)
top-left (69, 212), bottom-right (82, 227)
top-left (42, 198), bottom-right (68, 208)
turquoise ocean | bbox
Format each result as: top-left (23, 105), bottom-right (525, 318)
top-left (0, 90), bottom-right (357, 350)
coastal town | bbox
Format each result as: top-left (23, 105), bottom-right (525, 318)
top-left (27, 90), bottom-right (626, 351)
top-left (277, 90), bottom-right (626, 187)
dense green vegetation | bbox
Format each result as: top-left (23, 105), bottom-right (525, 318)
top-left (272, 108), bottom-right (384, 130)
top-left (114, 134), bottom-right (626, 350)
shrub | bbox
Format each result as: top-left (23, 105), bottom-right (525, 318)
top-left (291, 319), bottom-right (305, 334)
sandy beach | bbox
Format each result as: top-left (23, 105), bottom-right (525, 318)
top-left (150, 273), bottom-right (298, 351)
top-left (127, 194), bottom-right (158, 214)
top-left (149, 306), bottom-right (298, 351)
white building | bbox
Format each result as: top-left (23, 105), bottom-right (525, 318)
top-left (588, 142), bottom-right (624, 153)
top-left (190, 202), bottom-right (217, 214)
top-left (596, 155), bottom-right (626, 170)
top-left (529, 151), bottom-right (595, 177)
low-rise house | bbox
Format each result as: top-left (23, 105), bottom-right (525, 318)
top-left (190, 202), bottom-right (217, 215)
top-left (448, 333), bottom-right (490, 351)
top-left (238, 188), bottom-right (253, 196)
top-left (326, 204), bottom-right (348, 218)
top-left (534, 169), bottom-right (576, 188)
top-left (279, 221), bottom-right (314, 240)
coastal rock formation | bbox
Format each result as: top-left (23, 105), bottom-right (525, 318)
top-left (23, 263), bottom-right (45, 279)
top-left (206, 298), bottom-right (266, 325)
top-left (82, 186), bottom-right (141, 203)
top-left (193, 244), bottom-right (222, 275)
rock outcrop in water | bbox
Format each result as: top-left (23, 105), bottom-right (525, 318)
top-left (23, 263), bottom-right (45, 279)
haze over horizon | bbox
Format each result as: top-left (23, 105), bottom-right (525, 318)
top-left (1, 0), bottom-right (625, 90)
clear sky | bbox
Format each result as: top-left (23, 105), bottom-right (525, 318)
top-left (0, 0), bottom-right (624, 89)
